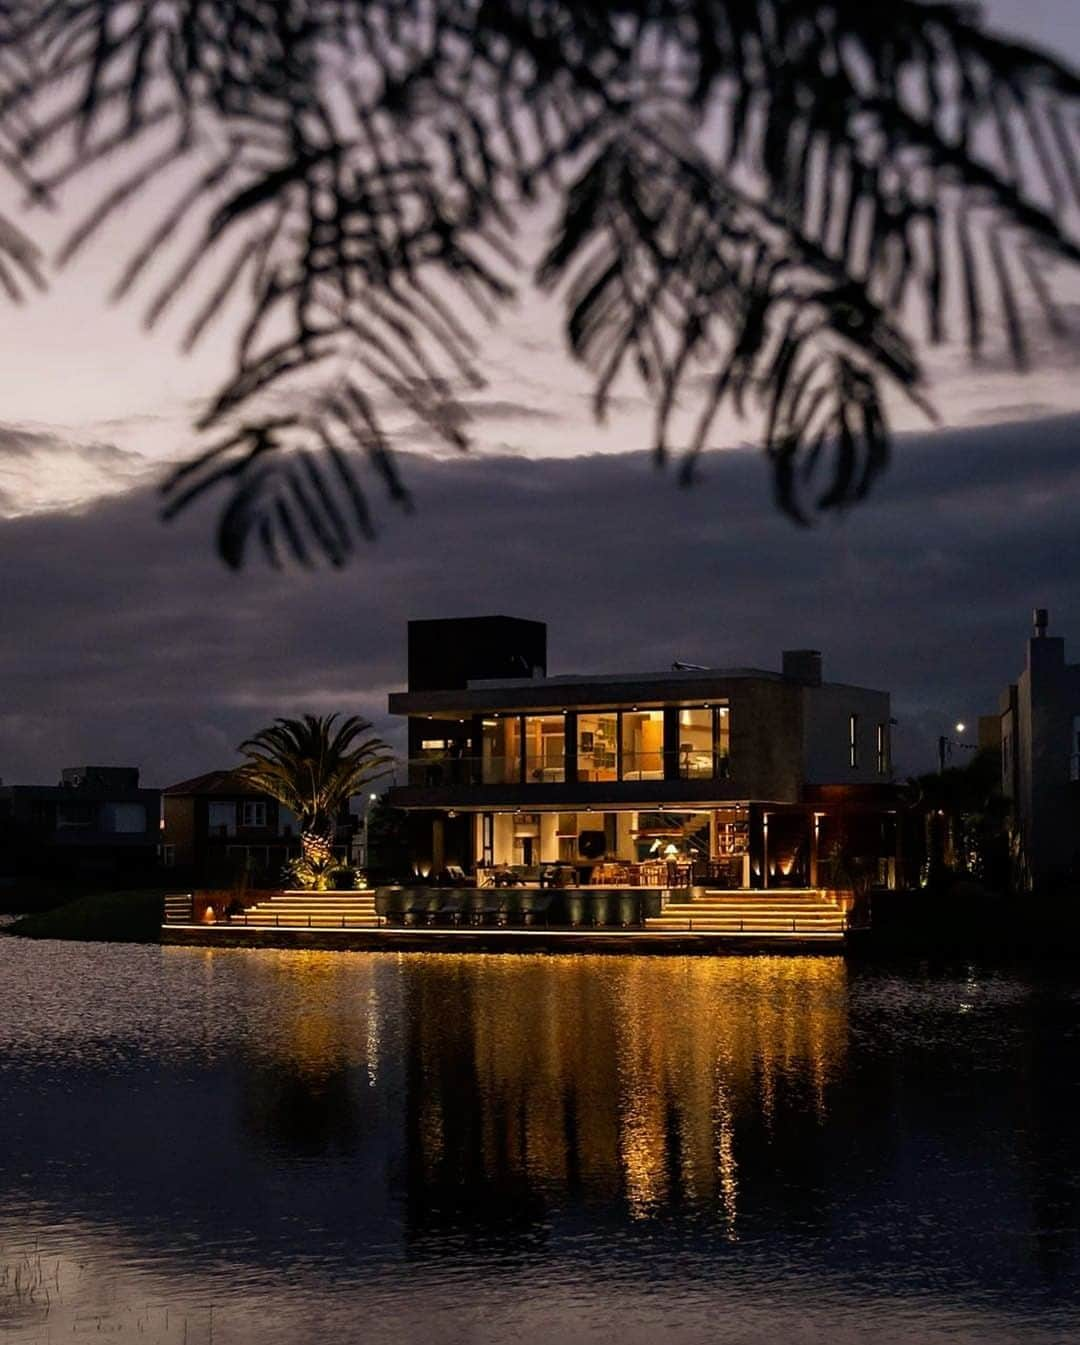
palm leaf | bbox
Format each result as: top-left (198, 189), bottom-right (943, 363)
top-left (1, 0), bottom-right (1078, 551)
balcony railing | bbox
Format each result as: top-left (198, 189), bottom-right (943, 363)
top-left (400, 753), bottom-right (731, 788)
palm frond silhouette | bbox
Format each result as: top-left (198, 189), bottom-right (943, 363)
top-left (3, 2), bottom-right (1079, 561)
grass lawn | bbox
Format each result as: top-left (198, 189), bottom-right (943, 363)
top-left (4, 889), bottom-right (165, 944)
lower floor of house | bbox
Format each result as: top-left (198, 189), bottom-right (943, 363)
top-left (405, 801), bottom-right (904, 890)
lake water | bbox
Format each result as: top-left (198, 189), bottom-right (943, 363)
top-left (1, 941), bottom-right (1078, 1344)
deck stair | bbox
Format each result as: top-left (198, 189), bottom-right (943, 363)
top-left (238, 890), bottom-right (381, 928)
top-left (645, 888), bottom-right (845, 938)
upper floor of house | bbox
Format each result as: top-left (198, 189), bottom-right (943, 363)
top-left (0, 766), bottom-right (160, 848)
top-left (162, 770), bottom-right (300, 849)
top-left (387, 617), bottom-right (892, 808)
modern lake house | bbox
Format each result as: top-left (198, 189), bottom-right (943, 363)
top-left (386, 616), bottom-right (903, 894)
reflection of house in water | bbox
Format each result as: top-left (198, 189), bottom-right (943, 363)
top-left (399, 956), bottom-right (847, 1238)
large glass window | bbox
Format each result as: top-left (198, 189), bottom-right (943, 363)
top-left (207, 801), bottom-right (236, 837)
top-left (678, 708), bottom-right (714, 778)
top-left (103, 803), bottom-right (147, 834)
top-left (621, 710), bottom-right (664, 780)
top-left (717, 706), bottom-right (730, 775)
top-left (577, 713), bottom-right (618, 781)
top-left (633, 811), bottom-right (711, 861)
top-left (481, 716), bottom-right (521, 784)
top-left (525, 714), bottom-right (565, 782)
top-left (56, 802), bottom-right (95, 830)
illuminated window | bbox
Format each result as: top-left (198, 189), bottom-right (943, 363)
top-left (876, 722), bottom-right (887, 775)
top-left (525, 714), bottom-right (565, 782)
top-left (678, 708), bottom-right (714, 778)
top-left (481, 716), bottom-right (521, 784)
top-left (621, 710), bottom-right (664, 780)
top-left (677, 705), bottom-right (731, 779)
top-left (849, 714), bottom-right (859, 769)
top-left (717, 706), bottom-right (730, 774)
top-left (578, 713), bottom-right (618, 781)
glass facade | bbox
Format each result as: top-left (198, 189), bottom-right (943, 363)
top-left (577, 713), bottom-right (618, 781)
top-left (481, 716), bottom-right (522, 784)
top-left (677, 708), bottom-right (717, 778)
top-left (433, 702), bottom-right (732, 786)
top-left (620, 710), bottom-right (664, 780)
top-left (525, 715), bottom-right (565, 782)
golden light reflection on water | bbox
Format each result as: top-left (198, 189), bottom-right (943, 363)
top-left (230, 952), bottom-right (846, 1232)
top-left (399, 954), bottom-right (848, 1232)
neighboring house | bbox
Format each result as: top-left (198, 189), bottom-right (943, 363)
top-left (162, 770), bottom-right (301, 886)
top-left (999, 609), bottom-right (1080, 891)
top-left (0, 766), bottom-right (160, 881)
top-left (386, 616), bottom-right (902, 889)
top-left (162, 770), bottom-right (359, 886)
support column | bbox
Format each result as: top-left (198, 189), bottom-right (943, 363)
top-left (432, 816), bottom-right (445, 874)
top-left (762, 811), bottom-right (770, 890)
top-left (810, 811), bottom-right (821, 888)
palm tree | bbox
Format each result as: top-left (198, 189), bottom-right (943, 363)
top-left (237, 714), bottom-right (393, 883)
top-left (3, 4), bottom-right (1079, 561)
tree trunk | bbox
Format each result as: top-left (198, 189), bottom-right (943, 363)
top-left (301, 830), bottom-right (333, 867)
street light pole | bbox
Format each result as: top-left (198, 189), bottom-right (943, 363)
top-left (362, 791), bottom-right (378, 872)
top-left (938, 722), bottom-right (974, 773)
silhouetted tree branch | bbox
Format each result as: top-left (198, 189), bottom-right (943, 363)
top-left (2, 2), bottom-right (1079, 562)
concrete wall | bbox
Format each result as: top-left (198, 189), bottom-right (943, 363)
top-left (727, 679), bottom-right (804, 803)
top-left (1014, 633), bottom-right (1080, 888)
top-left (802, 684), bottom-right (891, 787)
top-left (163, 795), bottom-right (196, 867)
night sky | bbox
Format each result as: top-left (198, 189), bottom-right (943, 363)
top-left (2, 0), bottom-right (1079, 786)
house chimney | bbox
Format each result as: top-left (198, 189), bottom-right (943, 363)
top-left (1033, 607), bottom-right (1049, 637)
top-left (782, 649), bottom-right (822, 686)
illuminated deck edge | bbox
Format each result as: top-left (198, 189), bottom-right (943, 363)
top-left (160, 924), bottom-right (845, 955)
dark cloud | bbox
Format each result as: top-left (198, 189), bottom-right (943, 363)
top-left (0, 423), bottom-right (148, 471)
top-left (457, 398), bottom-right (565, 423)
top-left (0, 425), bottom-right (57, 457)
top-left (0, 424), bottom-right (157, 520)
top-left (2, 413), bottom-right (1079, 786)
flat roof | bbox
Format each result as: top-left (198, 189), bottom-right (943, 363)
top-left (466, 666), bottom-right (781, 690)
